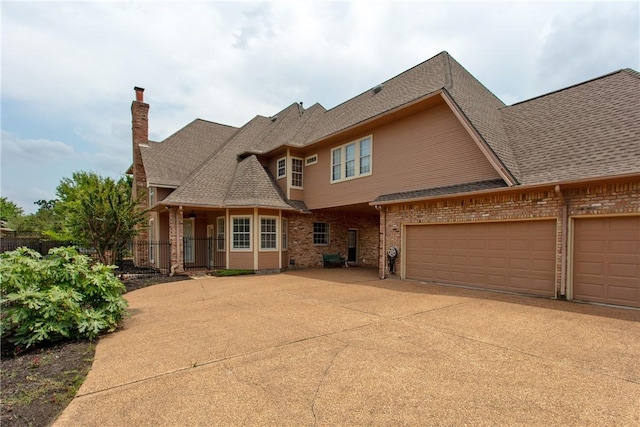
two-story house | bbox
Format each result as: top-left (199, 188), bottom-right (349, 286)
top-left (131, 51), bottom-right (640, 308)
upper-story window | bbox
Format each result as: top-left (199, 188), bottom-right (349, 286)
top-left (277, 158), bottom-right (286, 179)
top-left (331, 136), bottom-right (372, 183)
top-left (305, 154), bottom-right (318, 166)
top-left (291, 157), bottom-right (303, 188)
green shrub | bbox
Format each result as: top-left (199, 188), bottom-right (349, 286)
top-left (0, 247), bottom-right (128, 348)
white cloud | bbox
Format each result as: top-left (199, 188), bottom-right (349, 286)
top-left (1, 0), bottom-right (638, 211)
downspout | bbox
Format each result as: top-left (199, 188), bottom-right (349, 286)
top-left (375, 205), bottom-right (385, 279)
top-left (554, 185), bottom-right (567, 298)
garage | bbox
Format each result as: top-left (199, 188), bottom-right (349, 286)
top-left (405, 220), bottom-right (556, 296)
top-left (572, 216), bottom-right (640, 308)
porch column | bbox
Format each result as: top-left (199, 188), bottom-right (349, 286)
top-left (169, 206), bottom-right (185, 274)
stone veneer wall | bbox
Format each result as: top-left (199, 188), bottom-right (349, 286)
top-left (380, 181), bottom-right (640, 295)
top-left (286, 212), bottom-right (379, 268)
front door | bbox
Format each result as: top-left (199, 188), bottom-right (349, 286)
top-left (183, 219), bottom-right (195, 264)
top-left (348, 229), bottom-right (358, 262)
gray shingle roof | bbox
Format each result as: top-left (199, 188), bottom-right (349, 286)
top-left (141, 119), bottom-right (238, 187)
top-left (143, 53), bottom-right (639, 209)
top-left (503, 69), bottom-right (640, 185)
top-left (373, 179), bottom-right (508, 203)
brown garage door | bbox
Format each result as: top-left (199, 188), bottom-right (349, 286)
top-left (405, 220), bottom-right (556, 296)
top-left (572, 216), bottom-right (640, 308)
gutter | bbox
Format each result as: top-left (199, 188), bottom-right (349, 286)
top-left (555, 185), bottom-right (568, 298)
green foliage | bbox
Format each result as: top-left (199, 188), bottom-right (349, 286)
top-left (1, 197), bottom-right (24, 224)
top-left (55, 171), bottom-right (146, 265)
top-left (10, 199), bottom-right (69, 240)
top-left (0, 247), bottom-right (128, 348)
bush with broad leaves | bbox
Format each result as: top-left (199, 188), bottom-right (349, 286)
top-left (0, 246), bottom-right (128, 349)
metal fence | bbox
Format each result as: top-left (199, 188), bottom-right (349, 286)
top-left (183, 237), bottom-right (225, 271)
top-left (0, 238), bottom-right (75, 255)
top-left (128, 240), bottom-right (172, 274)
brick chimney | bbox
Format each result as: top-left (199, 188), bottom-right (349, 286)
top-left (131, 86), bottom-right (149, 210)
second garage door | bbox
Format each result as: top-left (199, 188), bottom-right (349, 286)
top-left (405, 220), bottom-right (556, 296)
top-left (572, 216), bottom-right (640, 308)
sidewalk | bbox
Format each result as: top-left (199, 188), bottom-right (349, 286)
top-left (55, 269), bottom-right (640, 426)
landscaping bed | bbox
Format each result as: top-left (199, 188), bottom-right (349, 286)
top-left (1, 273), bottom-right (191, 426)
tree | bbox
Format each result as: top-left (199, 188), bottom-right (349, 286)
top-left (0, 197), bottom-right (24, 226)
top-left (10, 199), bottom-right (68, 239)
top-left (55, 171), bottom-right (146, 265)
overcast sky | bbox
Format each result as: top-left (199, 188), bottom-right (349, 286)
top-left (1, 0), bottom-right (638, 213)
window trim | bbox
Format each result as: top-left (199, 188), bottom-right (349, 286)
top-left (230, 215), bottom-right (252, 252)
top-left (330, 135), bottom-right (373, 183)
top-left (305, 154), bottom-right (318, 166)
top-left (149, 218), bottom-right (155, 263)
top-left (291, 157), bottom-right (303, 189)
top-left (259, 215), bottom-right (278, 252)
top-left (148, 186), bottom-right (155, 206)
top-left (313, 222), bottom-right (330, 246)
top-left (276, 157), bottom-right (286, 179)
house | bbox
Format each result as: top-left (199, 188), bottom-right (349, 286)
top-left (131, 51), bottom-right (640, 308)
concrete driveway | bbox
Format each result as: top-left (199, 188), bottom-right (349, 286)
top-left (55, 268), bottom-right (640, 426)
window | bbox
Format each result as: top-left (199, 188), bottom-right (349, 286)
top-left (232, 216), bottom-right (251, 250)
top-left (260, 216), bottom-right (277, 250)
top-left (277, 158), bottom-right (286, 179)
top-left (313, 222), bottom-right (329, 245)
top-left (149, 187), bottom-right (155, 206)
top-left (282, 218), bottom-right (288, 250)
top-left (216, 217), bottom-right (225, 251)
top-left (332, 149), bottom-right (342, 181)
top-left (330, 135), bottom-right (373, 183)
top-left (360, 137), bottom-right (371, 174)
top-left (305, 154), bottom-right (318, 165)
top-left (291, 158), bottom-right (303, 188)
top-left (345, 143), bottom-right (356, 178)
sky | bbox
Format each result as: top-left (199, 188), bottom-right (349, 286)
top-left (1, 0), bottom-right (638, 214)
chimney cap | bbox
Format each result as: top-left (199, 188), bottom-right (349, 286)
top-left (134, 86), bottom-right (145, 102)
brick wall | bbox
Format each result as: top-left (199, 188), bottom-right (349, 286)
top-left (380, 180), bottom-right (640, 294)
top-left (131, 98), bottom-right (150, 243)
top-left (286, 212), bottom-right (379, 268)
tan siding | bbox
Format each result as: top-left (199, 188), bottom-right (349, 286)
top-left (303, 103), bottom-right (501, 210)
top-left (258, 251), bottom-right (279, 270)
top-left (228, 252), bottom-right (254, 270)
top-left (267, 157), bottom-right (287, 194)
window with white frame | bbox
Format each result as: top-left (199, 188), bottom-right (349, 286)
top-left (277, 158), bottom-right (286, 179)
top-left (232, 216), bottom-right (251, 250)
top-left (260, 216), bottom-right (278, 250)
top-left (148, 187), bottom-right (155, 206)
top-left (216, 217), bottom-right (225, 251)
top-left (305, 154), bottom-right (318, 165)
top-left (281, 218), bottom-right (288, 250)
top-left (313, 222), bottom-right (329, 245)
top-left (291, 157), bottom-right (303, 188)
top-left (331, 136), bottom-right (373, 182)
